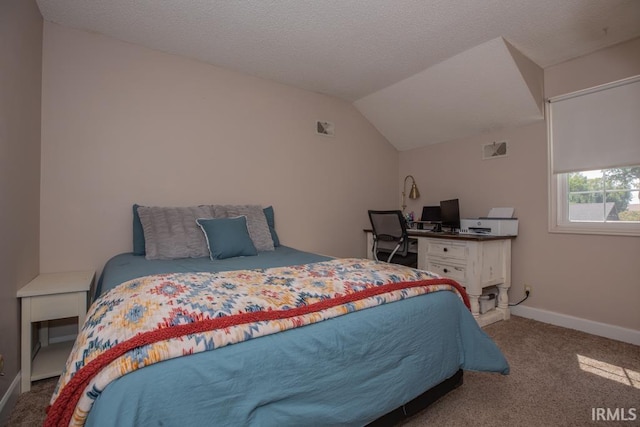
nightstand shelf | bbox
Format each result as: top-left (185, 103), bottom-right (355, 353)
top-left (17, 271), bottom-right (95, 392)
top-left (31, 341), bottom-right (75, 381)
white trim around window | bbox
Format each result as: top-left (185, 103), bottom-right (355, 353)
top-left (547, 75), bottom-right (640, 237)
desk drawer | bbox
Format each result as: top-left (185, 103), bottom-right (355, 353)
top-left (427, 261), bottom-right (466, 283)
top-left (426, 241), bottom-right (467, 260)
top-left (28, 293), bottom-right (81, 322)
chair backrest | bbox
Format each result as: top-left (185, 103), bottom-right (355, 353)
top-left (367, 210), bottom-right (410, 259)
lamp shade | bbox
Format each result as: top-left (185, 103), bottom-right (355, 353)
top-left (409, 183), bottom-right (420, 199)
top-left (402, 175), bottom-right (420, 212)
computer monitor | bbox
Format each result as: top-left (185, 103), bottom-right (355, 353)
top-left (420, 206), bottom-right (441, 222)
top-left (440, 199), bottom-right (460, 232)
top-left (417, 205), bottom-right (442, 231)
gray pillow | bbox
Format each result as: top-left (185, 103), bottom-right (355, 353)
top-left (137, 205), bottom-right (214, 260)
top-left (211, 204), bottom-right (230, 218)
top-left (224, 205), bottom-right (275, 252)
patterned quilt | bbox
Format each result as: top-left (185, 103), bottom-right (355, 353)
top-left (46, 258), bottom-right (469, 427)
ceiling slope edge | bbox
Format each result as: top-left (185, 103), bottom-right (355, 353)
top-left (504, 40), bottom-right (544, 116)
top-left (354, 37), bottom-right (544, 151)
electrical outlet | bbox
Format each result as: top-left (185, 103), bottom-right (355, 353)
top-left (525, 285), bottom-right (532, 295)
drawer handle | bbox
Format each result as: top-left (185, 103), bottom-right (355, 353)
top-left (443, 248), bottom-right (448, 252)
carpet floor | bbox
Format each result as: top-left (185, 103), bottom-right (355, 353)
top-left (6, 315), bottom-right (640, 426)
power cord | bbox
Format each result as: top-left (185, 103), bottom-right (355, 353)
top-left (508, 290), bottom-right (530, 307)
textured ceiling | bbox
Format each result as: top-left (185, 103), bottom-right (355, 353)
top-left (36, 0), bottom-right (640, 149)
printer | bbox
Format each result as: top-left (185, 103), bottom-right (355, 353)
top-left (460, 218), bottom-right (518, 236)
top-left (459, 207), bottom-right (519, 236)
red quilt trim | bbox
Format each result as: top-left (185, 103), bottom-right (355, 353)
top-left (45, 277), bottom-right (468, 427)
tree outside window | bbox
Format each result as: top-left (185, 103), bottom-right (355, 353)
top-left (567, 166), bottom-right (640, 222)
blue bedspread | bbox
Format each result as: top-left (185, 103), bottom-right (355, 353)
top-left (84, 249), bottom-right (508, 427)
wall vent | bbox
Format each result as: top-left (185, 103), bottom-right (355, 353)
top-left (316, 121), bottom-right (335, 137)
top-left (483, 141), bottom-right (507, 159)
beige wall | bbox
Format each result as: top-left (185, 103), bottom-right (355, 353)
top-left (36, 19), bottom-right (640, 342)
top-left (0, 0), bottom-right (42, 399)
top-left (400, 37), bottom-right (640, 332)
top-left (40, 22), bottom-right (398, 278)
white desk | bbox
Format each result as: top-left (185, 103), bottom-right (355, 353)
top-left (17, 271), bottom-right (95, 392)
top-left (365, 230), bottom-right (514, 327)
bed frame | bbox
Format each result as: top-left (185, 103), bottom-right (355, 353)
top-left (369, 369), bottom-right (464, 426)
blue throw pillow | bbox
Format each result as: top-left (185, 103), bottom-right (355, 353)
top-left (133, 204), bottom-right (146, 255)
top-left (197, 216), bottom-right (258, 260)
top-left (262, 206), bottom-right (280, 247)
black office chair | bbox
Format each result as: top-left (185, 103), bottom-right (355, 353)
top-left (367, 210), bottom-right (418, 268)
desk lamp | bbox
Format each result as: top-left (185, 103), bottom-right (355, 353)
top-left (401, 175), bottom-right (420, 213)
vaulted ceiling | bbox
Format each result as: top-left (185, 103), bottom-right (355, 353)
top-left (36, 0), bottom-right (640, 150)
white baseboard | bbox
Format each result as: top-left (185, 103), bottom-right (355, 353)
top-left (0, 372), bottom-right (21, 426)
top-left (511, 305), bottom-right (640, 346)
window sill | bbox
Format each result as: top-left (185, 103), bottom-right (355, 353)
top-left (549, 223), bottom-right (640, 237)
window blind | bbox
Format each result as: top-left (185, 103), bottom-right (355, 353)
top-left (548, 75), bottom-right (640, 174)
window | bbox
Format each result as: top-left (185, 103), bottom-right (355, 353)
top-left (548, 75), bottom-right (640, 236)
top-left (555, 167), bottom-right (640, 234)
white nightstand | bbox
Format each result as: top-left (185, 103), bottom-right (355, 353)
top-left (17, 271), bottom-right (95, 392)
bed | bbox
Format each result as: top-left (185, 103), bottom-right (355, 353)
top-left (45, 205), bottom-right (509, 427)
